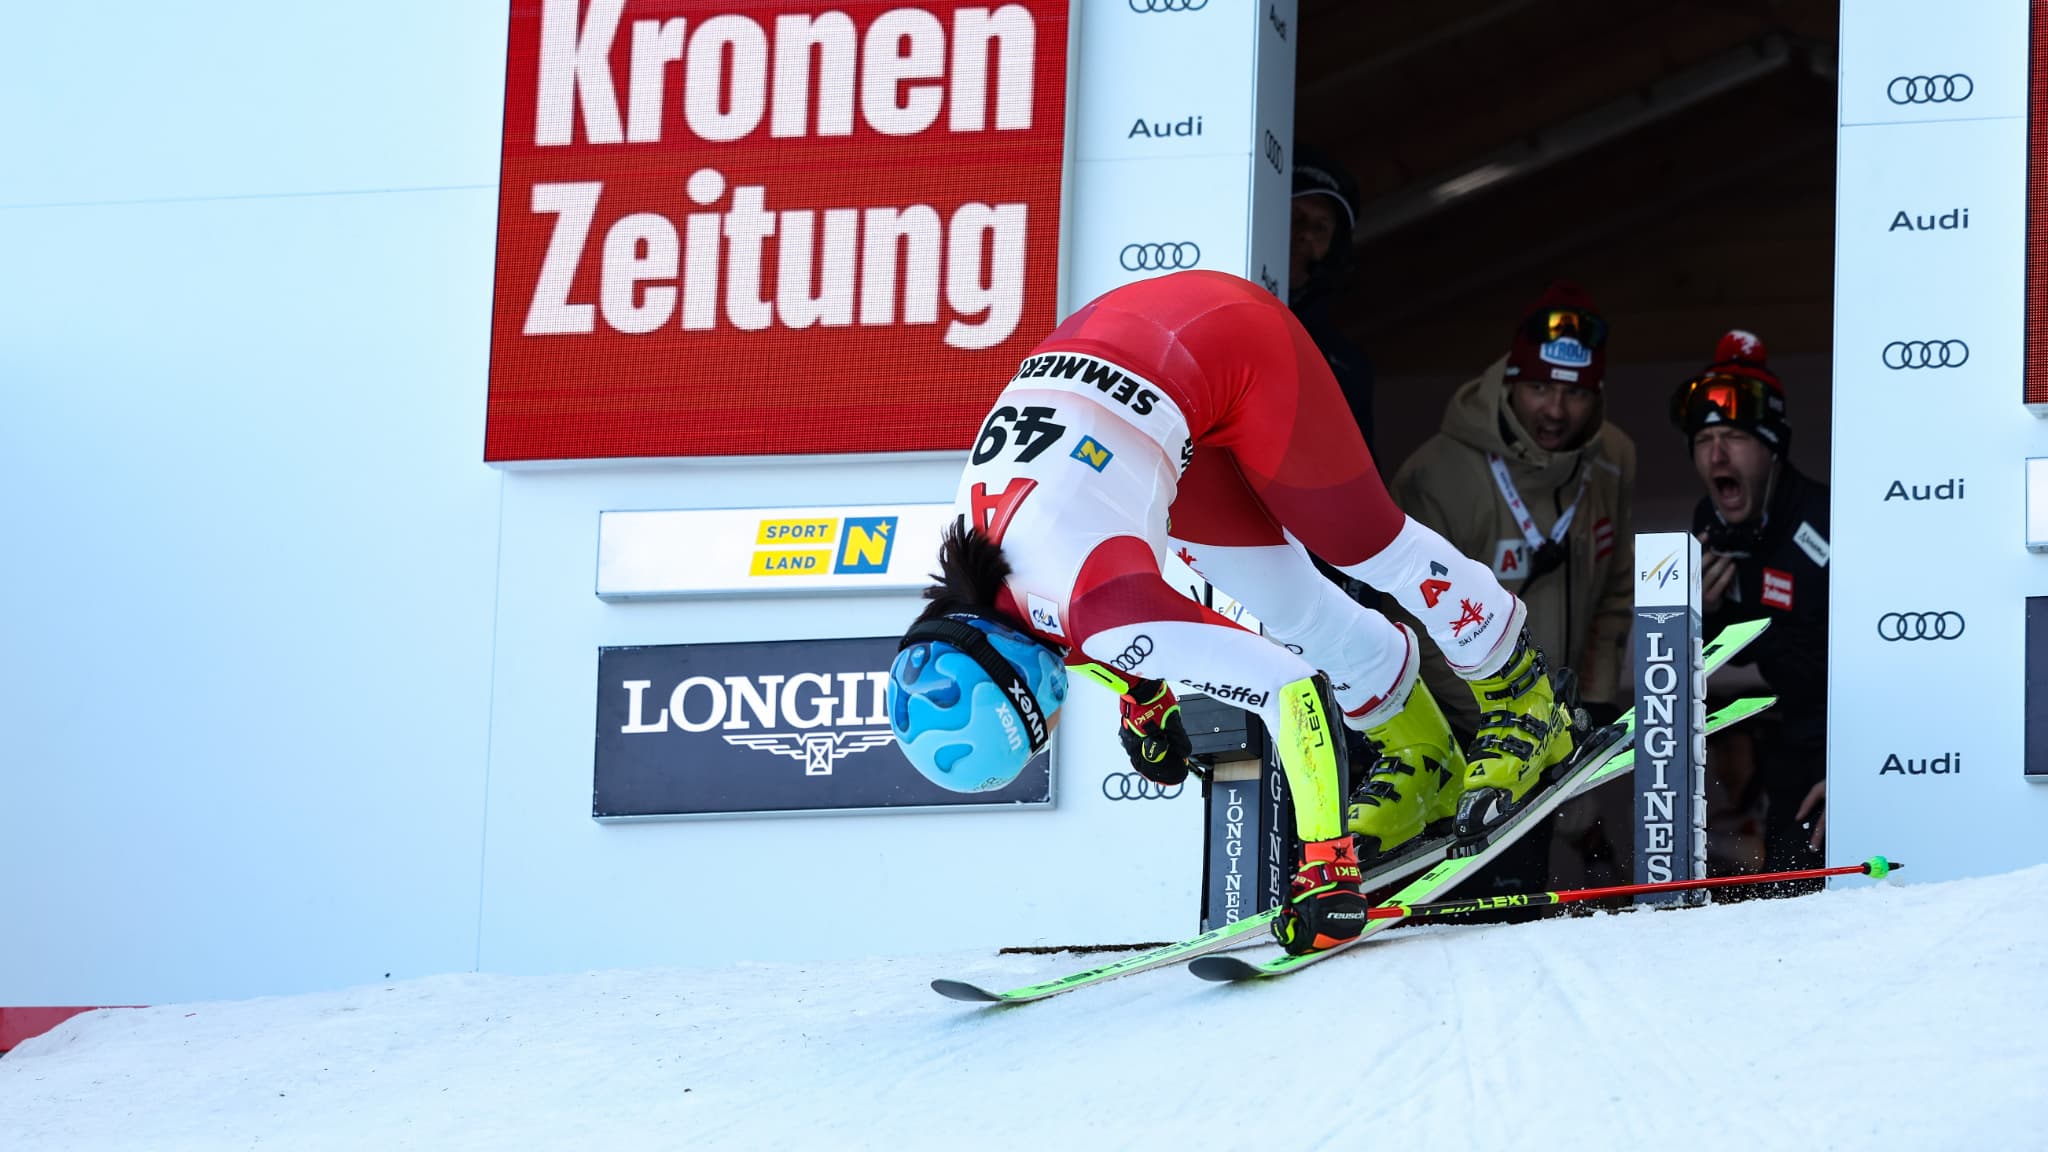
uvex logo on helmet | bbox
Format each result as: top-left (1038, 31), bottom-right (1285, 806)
top-left (1006, 680), bottom-right (1047, 746)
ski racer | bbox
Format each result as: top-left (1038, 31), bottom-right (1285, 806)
top-left (887, 270), bottom-right (1581, 955)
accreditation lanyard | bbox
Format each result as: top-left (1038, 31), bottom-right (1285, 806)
top-left (1487, 453), bottom-right (1590, 553)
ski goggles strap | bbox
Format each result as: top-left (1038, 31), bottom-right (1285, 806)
top-left (900, 616), bottom-right (1051, 756)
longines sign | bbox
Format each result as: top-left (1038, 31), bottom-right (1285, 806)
top-left (593, 635), bottom-right (1052, 819)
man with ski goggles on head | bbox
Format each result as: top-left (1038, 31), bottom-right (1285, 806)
top-left (1383, 281), bottom-right (1638, 899)
top-left (1673, 330), bottom-right (1830, 890)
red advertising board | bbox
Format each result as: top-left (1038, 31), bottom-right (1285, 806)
top-left (487, 0), bottom-right (1070, 461)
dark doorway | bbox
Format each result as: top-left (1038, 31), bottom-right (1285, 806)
top-left (1295, 0), bottom-right (1838, 528)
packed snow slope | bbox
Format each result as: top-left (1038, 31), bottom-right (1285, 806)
top-left (5, 866), bottom-right (2044, 1152)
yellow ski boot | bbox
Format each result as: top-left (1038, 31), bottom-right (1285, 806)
top-left (1454, 629), bottom-right (1577, 838)
top-left (1347, 676), bottom-right (1467, 861)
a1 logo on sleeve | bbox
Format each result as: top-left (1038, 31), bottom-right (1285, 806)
top-left (1761, 568), bottom-right (1795, 611)
top-left (1491, 540), bottom-right (1528, 580)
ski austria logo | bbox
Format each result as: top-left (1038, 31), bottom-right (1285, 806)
top-left (1538, 336), bottom-right (1593, 368)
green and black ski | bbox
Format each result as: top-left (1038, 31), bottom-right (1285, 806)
top-left (934, 618), bottom-right (1772, 1002)
top-left (1186, 693), bottom-right (1776, 982)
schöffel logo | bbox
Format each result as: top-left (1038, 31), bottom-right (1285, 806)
top-left (1102, 772), bottom-right (1184, 800)
top-left (1129, 0), bottom-right (1207, 10)
top-left (1121, 242), bottom-right (1200, 271)
top-left (1876, 611), bottom-right (1965, 641)
top-left (1888, 74), bottom-right (1972, 104)
top-left (1179, 681), bottom-right (1270, 708)
top-left (1882, 340), bottom-right (1968, 370)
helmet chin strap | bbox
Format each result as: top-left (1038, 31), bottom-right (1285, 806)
top-left (900, 616), bottom-right (1051, 756)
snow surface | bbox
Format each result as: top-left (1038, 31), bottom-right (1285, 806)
top-left (5, 867), bottom-right (2045, 1152)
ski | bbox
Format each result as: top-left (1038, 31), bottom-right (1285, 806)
top-left (1187, 692), bottom-right (1777, 982)
top-left (930, 909), bottom-right (1280, 1002)
top-left (1337, 617), bottom-right (1774, 887)
top-left (936, 618), bottom-right (1773, 1001)
top-left (929, 836), bottom-right (1484, 1003)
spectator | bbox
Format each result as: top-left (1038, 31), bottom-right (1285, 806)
top-left (1289, 141), bottom-right (1375, 452)
top-left (1673, 330), bottom-right (1829, 894)
top-left (1383, 282), bottom-right (1636, 900)
top-left (1388, 282), bottom-right (1634, 735)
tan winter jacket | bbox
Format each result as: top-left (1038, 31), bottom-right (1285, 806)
top-left (1388, 355), bottom-right (1635, 737)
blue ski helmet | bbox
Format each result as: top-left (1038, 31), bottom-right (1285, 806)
top-left (889, 613), bottom-right (1067, 793)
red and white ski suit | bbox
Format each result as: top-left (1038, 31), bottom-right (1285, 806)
top-left (955, 271), bottom-right (1525, 766)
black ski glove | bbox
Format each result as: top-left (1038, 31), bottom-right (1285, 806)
top-left (1118, 679), bottom-right (1195, 786)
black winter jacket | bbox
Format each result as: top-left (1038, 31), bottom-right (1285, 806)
top-left (1692, 462), bottom-right (1829, 754)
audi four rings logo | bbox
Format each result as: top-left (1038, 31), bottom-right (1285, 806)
top-left (1120, 242), bottom-right (1201, 272)
top-left (1129, 0), bottom-right (1207, 10)
top-left (1882, 340), bottom-right (1968, 369)
top-left (1110, 634), bottom-right (1155, 672)
top-left (1888, 74), bottom-right (1972, 104)
top-left (1876, 612), bottom-right (1965, 641)
top-left (1102, 773), bottom-right (1184, 800)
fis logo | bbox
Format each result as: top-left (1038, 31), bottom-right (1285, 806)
top-left (1641, 550), bottom-right (1682, 590)
top-left (750, 515), bottom-right (899, 576)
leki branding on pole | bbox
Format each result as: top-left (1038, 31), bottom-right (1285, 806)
top-left (487, 0), bottom-right (1072, 461)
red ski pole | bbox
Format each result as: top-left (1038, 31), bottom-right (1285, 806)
top-left (1367, 856), bottom-right (1901, 921)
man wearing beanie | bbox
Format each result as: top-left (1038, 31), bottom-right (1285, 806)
top-left (1388, 283), bottom-right (1634, 738)
top-left (1675, 330), bottom-right (1830, 889)
top-left (1290, 140), bottom-right (1375, 452)
top-left (1378, 282), bottom-right (1635, 900)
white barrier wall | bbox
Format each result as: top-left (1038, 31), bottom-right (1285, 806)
top-left (1830, 0), bottom-right (2048, 882)
top-left (477, 0), bottom-right (1301, 974)
top-left (0, 1), bottom-right (1298, 1007)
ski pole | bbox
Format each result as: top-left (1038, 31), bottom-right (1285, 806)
top-left (1368, 856), bottom-right (1901, 921)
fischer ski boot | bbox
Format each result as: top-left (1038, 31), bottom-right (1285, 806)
top-left (1454, 629), bottom-right (1577, 839)
top-left (1273, 836), bottom-right (1371, 955)
top-left (1347, 677), bottom-right (1467, 861)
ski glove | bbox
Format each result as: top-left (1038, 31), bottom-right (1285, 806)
top-left (1118, 679), bottom-right (1195, 786)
